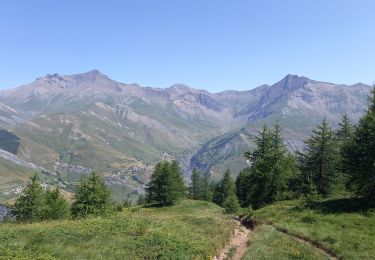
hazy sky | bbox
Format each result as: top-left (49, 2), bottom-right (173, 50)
top-left (0, 0), bottom-right (374, 92)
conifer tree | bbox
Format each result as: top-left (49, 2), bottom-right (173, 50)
top-left (247, 125), bottom-right (273, 171)
top-left (189, 168), bottom-right (201, 200)
top-left (14, 173), bottom-right (45, 222)
top-left (336, 113), bottom-right (354, 142)
top-left (146, 161), bottom-right (186, 206)
top-left (201, 171), bottom-right (214, 201)
top-left (335, 113), bottom-right (355, 189)
top-left (213, 169), bottom-right (238, 208)
top-left (268, 122), bottom-right (297, 200)
top-left (298, 119), bottom-right (339, 196)
top-left (239, 123), bottom-right (297, 208)
top-left (235, 168), bottom-right (251, 207)
top-left (44, 188), bottom-right (70, 220)
top-left (343, 87), bottom-right (375, 200)
top-left (71, 172), bottom-right (112, 217)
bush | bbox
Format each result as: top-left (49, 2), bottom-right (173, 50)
top-left (136, 195), bottom-right (147, 206)
top-left (123, 199), bottom-right (132, 208)
top-left (243, 206), bottom-right (254, 219)
top-left (301, 214), bottom-right (318, 224)
top-left (223, 194), bottom-right (240, 214)
top-left (112, 202), bottom-right (123, 212)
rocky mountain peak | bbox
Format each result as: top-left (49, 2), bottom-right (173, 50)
top-left (37, 73), bottom-right (65, 81)
top-left (69, 69), bottom-right (109, 81)
top-left (168, 83), bottom-right (193, 92)
top-left (84, 69), bottom-right (105, 77)
top-left (277, 74), bottom-right (312, 90)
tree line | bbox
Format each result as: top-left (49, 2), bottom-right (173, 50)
top-left (145, 160), bottom-right (240, 213)
top-left (147, 87), bottom-right (375, 211)
top-left (236, 87), bottom-right (375, 209)
top-left (13, 172), bottom-right (113, 222)
top-left (9, 87), bottom-right (375, 221)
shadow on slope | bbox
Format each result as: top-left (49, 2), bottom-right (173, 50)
top-left (308, 196), bottom-right (375, 214)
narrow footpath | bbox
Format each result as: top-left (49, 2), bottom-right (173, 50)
top-left (217, 219), bottom-right (251, 260)
top-left (216, 218), bottom-right (339, 260)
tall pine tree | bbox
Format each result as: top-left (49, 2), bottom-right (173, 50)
top-left (189, 168), bottom-right (201, 200)
top-left (336, 113), bottom-right (354, 142)
top-left (336, 113), bottom-right (355, 189)
top-left (342, 87), bottom-right (375, 200)
top-left (14, 173), bottom-right (45, 222)
top-left (44, 188), bottom-right (70, 220)
top-left (146, 161), bottom-right (186, 206)
top-left (298, 118), bottom-right (339, 196)
top-left (71, 172), bottom-right (112, 218)
top-left (238, 123), bottom-right (297, 209)
top-left (235, 168), bottom-right (251, 207)
top-left (213, 169), bottom-right (237, 206)
top-left (201, 171), bottom-right (214, 201)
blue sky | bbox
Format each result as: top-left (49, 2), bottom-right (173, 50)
top-left (0, 0), bottom-right (374, 92)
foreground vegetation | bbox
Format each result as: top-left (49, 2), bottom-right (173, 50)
top-left (244, 225), bottom-right (329, 259)
top-left (0, 200), bottom-right (234, 259)
top-left (244, 197), bottom-right (375, 259)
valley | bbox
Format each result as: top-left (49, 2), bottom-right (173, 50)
top-left (0, 70), bottom-right (371, 200)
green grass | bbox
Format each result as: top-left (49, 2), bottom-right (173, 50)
top-left (0, 200), bottom-right (234, 259)
top-left (244, 225), bottom-right (330, 259)
top-left (0, 158), bottom-right (35, 201)
top-left (246, 197), bottom-right (375, 259)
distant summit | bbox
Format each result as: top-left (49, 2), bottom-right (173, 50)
top-left (0, 70), bottom-right (371, 198)
top-left (277, 74), bottom-right (312, 90)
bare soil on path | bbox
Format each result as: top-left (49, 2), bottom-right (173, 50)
top-left (217, 219), bottom-right (251, 260)
top-left (216, 218), bottom-right (338, 260)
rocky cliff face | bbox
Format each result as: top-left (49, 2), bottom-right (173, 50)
top-left (0, 130), bottom-right (20, 154)
top-left (0, 70), bottom-right (371, 199)
top-left (0, 204), bottom-right (12, 222)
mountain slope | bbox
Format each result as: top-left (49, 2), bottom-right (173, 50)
top-left (0, 70), bottom-right (242, 200)
top-left (189, 75), bottom-right (371, 176)
top-left (0, 71), bottom-right (371, 200)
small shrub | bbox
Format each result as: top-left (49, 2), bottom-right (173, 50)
top-left (244, 206), bottom-right (254, 219)
top-left (297, 193), bottom-right (320, 210)
top-left (130, 207), bottom-right (140, 212)
top-left (223, 194), bottom-right (240, 214)
top-left (112, 202), bottom-right (123, 212)
top-left (123, 199), bottom-right (132, 208)
top-left (136, 195), bottom-right (147, 206)
top-left (301, 214), bottom-right (318, 224)
top-left (322, 236), bottom-right (337, 244)
top-left (133, 220), bottom-right (150, 236)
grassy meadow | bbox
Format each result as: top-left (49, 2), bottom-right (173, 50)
top-left (0, 200), bottom-right (234, 259)
top-left (245, 196), bottom-right (375, 259)
top-left (244, 225), bottom-right (330, 259)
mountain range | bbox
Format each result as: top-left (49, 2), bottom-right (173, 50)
top-left (0, 70), bottom-right (371, 201)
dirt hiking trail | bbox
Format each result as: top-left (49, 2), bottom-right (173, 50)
top-left (216, 219), bottom-right (251, 260)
